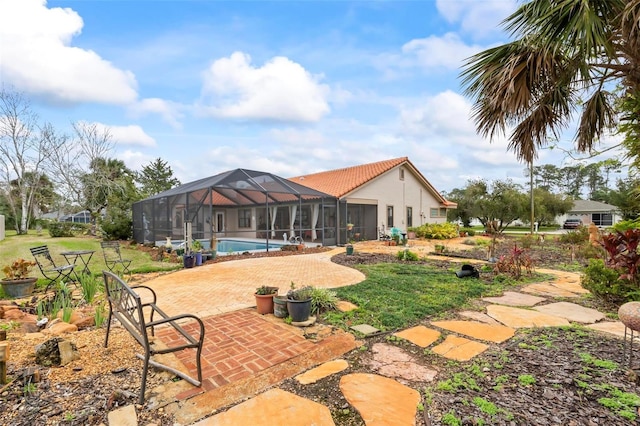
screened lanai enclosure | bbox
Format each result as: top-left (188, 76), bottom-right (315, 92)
top-left (132, 169), bottom-right (341, 249)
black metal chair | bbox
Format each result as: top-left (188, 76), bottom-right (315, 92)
top-left (29, 245), bottom-right (76, 291)
top-left (100, 241), bottom-right (132, 275)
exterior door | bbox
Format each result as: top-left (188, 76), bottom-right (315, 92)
top-left (323, 205), bottom-right (336, 246)
top-left (216, 212), bottom-right (225, 235)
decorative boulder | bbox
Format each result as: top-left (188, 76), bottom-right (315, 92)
top-left (35, 337), bottom-right (80, 366)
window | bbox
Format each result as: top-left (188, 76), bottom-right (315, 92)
top-left (430, 207), bottom-right (447, 218)
top-left (387, 206), bottom-right (394, 227)
top-left (592, 213), bottom-right (612, 227)
top-left (406, 207), bottom-right (413, 228)
top-left (399, 168), bottom-right (405, 180)
top-left (238, 209), bottom-right (251, 228)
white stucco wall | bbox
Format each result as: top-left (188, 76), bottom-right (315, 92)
top-left (346, 165), bottom-right (446, 231)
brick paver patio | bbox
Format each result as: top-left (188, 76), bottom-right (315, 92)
top-left (156, 310), bottom-right (316, 397)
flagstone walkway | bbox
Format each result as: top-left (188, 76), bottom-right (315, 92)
top-left (184, 266), bottom-right (630, 426)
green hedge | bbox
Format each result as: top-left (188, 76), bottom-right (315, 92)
top-left (410, 222), bottom-right (459, 240)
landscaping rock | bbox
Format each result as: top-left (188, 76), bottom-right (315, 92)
top-left (35, 337), bottom-right (79, 367)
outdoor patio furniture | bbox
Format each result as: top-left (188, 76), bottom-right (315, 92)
top-left (100, 241), bottom-right (132, 275)
top-left (29, 245), bottom-right (76, 292)
top-left (102, 271), bottom-right (204, 404)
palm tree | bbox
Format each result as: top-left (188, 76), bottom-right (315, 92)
top-left (460, 0), bottom-right (640, 166)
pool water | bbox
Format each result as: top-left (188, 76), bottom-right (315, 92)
top-left (216, 240), bottom-right (285, 253)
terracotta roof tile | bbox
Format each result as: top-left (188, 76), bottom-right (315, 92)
top-left (289, 157), bottom-right (408, 198)
top-left (289, 157), bottom-right (454, 207)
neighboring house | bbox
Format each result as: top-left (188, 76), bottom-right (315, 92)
top-left (132, 157), bottom-right (455, 245)
top-left (40, 210), bottom-right (92, 223)
top-left (558, 200), bottom-right (621, 228)
top-left (289, 157), bottom-right (456, 241)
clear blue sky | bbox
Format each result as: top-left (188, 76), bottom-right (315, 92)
top-left (0, 0), bottom-right (624, 192)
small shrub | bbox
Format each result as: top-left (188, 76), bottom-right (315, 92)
top-left (414, 223), bottom-right (459, 239)
top-left (520, 233), bottom-right (534, 249)
top-left (310, 287), bottom-right (338, 314)
top-left (613, 218), bottom-right (640, 232)
top-left (100, 210), bottom-right (132, 241)
top-left (582, 259), bottom-right (634, 303)
top-left (559, 227), bottom-right (589, 244)
top-left (461, 228), bottom-right (476, 236)
top-left (48, 222), bottom-right (76, 237)
top-left (396, 249), bottom-right (419, 261)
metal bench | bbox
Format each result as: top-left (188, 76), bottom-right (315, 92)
top-left (102, 271), bottom-right (204, 404)
top-left (29, 245), bottom-right (76, 291)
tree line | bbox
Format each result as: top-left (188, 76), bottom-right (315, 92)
top-left (0, 88), bottom-right (180, 237)
top-left (446, 168), bottom-right (640, 232)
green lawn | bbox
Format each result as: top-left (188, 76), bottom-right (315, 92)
top-left (0, 230), bottom-right (179, 292)
top-left (325, 262), bottom-right (552, 332)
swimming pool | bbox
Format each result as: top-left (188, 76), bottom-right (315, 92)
top-left (216, 239), bottom-right (285, 254)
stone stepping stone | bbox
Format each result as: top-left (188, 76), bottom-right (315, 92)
top-left (533, 302), bottom-right (605, 324)
top-left (587, 321), bottom-right (627, 338)
top-left (295, 359), bottom-right (349, 385)
top-left (351, 324), bottom-right (380, 336)
top-left (486, 305), bottom-right (570, 328)
top-left (107, 405), bottom-right (137, 426)
top-left (369, 343), bottom-right (438, 382)
top-left (336, 301), bottom-right (358, 312)
top-left (521, 283), bottom-right (581, 298)
top-left (431, 335), bottom-right (488, 361)
top-left (394, 325), bottom-right (441, 347)
top-left (458, 311), bottom-right (500, 325)
top-left (194, 388), bottom-right (335, 425)
top-left (430, 320), bottom-right (515, 343)
top-left (340, 373), bottom-right (420, 425)
top-left (482, 291), bottom-right (546, 307)
top-left (550, 277), bottom-right (590, 294)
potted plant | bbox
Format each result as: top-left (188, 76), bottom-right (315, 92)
top-left (273, 294), bottom-right (289, 318)
top-left (254, 285), bottom-right (279, 315)
top-left (345, 243), bottom-right (354, 255)
top-left (192, 240), bottom-right (203, 266)
top-left (286, 283), bottom-right (313, 322)
top-left (1, 258), bottom-right (38, 298)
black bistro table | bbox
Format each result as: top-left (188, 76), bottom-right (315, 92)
top-left (61, 250), bottom-right (95, 278)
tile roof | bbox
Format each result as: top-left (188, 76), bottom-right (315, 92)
top-left (289, 157), bottom-right (453, 206)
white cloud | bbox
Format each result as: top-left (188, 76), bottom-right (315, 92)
top-left (0, 0), bottom-right (137, 104)
top-left (436, 0), bottom-right (517, 39)
top-left (199, 52), bottom-right (330, 122)
top-left (128, 98), bottom-right (184, 129)
top-left (91, 122), bottom-right (156, 147)
top-left (402, 33), bottom-right (483, 70)
top-left (119, 149), bottom-right (154, 172)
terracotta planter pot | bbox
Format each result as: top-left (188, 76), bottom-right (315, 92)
top-left (1, 277), bottom-right (37, 298)
top-left (255, 293), bottom-right (277, 315)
